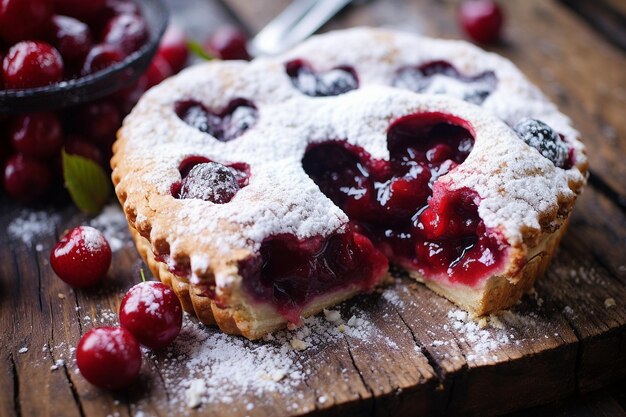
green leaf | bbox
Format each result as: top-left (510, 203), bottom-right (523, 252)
top-left (62, 150), bottom-right (111, 215)
top-left (187, 40), bottom-right (215, 61)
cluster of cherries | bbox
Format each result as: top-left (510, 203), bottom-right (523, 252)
top-left (0, 0), bottom-right (251, 205)
top-left (50, 226), bottom-right (183, 389)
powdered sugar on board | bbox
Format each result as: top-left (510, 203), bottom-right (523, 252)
top-left (36, 264), bottom-right (617, 416)
top-left (88, 203), bottom-right (132, 252)
top-left (8, 210), bottom-right (60, 247)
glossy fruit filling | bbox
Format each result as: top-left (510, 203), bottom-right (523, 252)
top-left (303, 112), bottom-right (507, 287)
top-left (239, 228), bottom-right (388, 324)
top-left (175, 99), bottom-right (258, 142)
top-left (393, 61), bottom-right (497, 105)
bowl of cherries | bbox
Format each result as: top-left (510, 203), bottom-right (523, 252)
top-left (0, 0), bottom-right (168, 113)
top-left (0, 0), bottom-right (194, 205)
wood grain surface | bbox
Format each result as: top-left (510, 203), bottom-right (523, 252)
top-left (1, 0), bottom-right (626, 416)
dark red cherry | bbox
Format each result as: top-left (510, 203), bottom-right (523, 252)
top-left (144, 55), bottom-right (172, 88)
top-left (76, 327), bottom-right (141, 390)
top-left (9, 112), bottom-right (63, 160)
top-left (459, 0), bottom-right (504, 44)
top-left (3, 42), bottom-right (64, 90)
top-left (158, 24), bottom-right (188, 73)
top-left (205, 26), bottom-right (250, 60)
top-left (179, 162), bottom-right (240, 203)
top-left (48, 15), bottom-right (93, 65)
top-left (0, 0), bottom-right (53, 44)
top-left (78, 100), bottom-right (121, 143)
top-left (50, 226), bottom-right (112, 288)
top-left (119, 281), bottom-right (183, 350)
top-left (102, 13), bottom-right (148, 55)
top-left (64, 135), bottom-right (104, 165)
top-left (54, 0), bottom-right (106, 21)
top-left (81, 44), bottom-right (124, 76)
top-left (3, 154), bottom-right (52, 203)
top-left (514, 118), bottom-right (569, 168)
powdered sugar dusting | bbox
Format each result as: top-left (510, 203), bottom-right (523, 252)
top-left (8, 210), bottom-right (60, 246)
top-left (114, 28), bottom-right (586, 290)
top-left (88, 203), bottom-right (130, 252)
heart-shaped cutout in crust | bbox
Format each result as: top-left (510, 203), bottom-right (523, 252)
top-left (175, 99), bottom-right (258, 142)
top-left (285, 59), bottom-right (359, 97)
top-left (302, 112), bottom-right (505, 286)
top-left (393, 60), bottom-right (497, 105)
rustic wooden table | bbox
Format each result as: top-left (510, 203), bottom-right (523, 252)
top-left (2, 0), bottom-right (626, 416)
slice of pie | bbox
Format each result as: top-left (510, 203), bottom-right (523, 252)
top-left (111, 28), bottom-right (587, 339)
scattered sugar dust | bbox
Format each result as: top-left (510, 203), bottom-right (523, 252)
top-left (7, 210), bottom-right (61, 247)
top-left (88, 203), bottom-right (131, 251)
top-left (6, 203), bottom-right (130, 252)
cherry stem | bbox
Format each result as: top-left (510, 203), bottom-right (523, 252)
top-left (140, 268), bottom-right (146, 283)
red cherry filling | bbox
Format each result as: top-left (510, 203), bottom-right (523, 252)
top-left (2, 41), bottom-right (64, 90)
top-left (76, 327), bottom-right (141, 390)
top-left (172, 156), bottom-right (249, 203)
top-left (393, 61), bottom-right (497, 105)
top-left (240, 228), bottom-right (388, 324)
top-left (119, 281), bottom-right (183, 350)
top-left (285, 59), bottom-right (358, 97)
top-left (50, 226), bottom-right (112, 288)
top-left (303, 112), bottom-right (507, 287)
top-left (175, 99), bottom-right (258, 142)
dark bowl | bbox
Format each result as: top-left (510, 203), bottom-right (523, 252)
top-left (0, 0), bottom-right (169, 115)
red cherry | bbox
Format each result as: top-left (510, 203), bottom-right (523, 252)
top-left (119, 281), bottom-right (183, 350)
top-left (158, 25), bottom-right (189, 73)
top-left (3, 42), bottom-right (64, 90)
top-left (64, 135), bottom-right (104, 165)
top-left (78, 100), bottom-right (121, 142)
top-left (0, 53), bottom-right (3, 89)
top-left (81, 44), bottom-right (124, 76)
top-left (50, 226), bottom-right (112, 288)
top-left (76, 327), bottom-right (141, 390)
top-left (9, 112), bottom-right (63, 160)
top-left (205, 26), bottom-right (250, 61)
top-left (54, 0), bottom-right (106, 21)
top-left (144, 55), bottom-right (172, 88)
top-left (48, 15), bottom-right (93, 65)
top-left (0, 0), bottom-right (53, 44)
top-left (102, 13), bottom-right (148, 55)
top-left (459, 0), bottom-right (504, 44)
top-left (3, 154), bottom-right (52, 203)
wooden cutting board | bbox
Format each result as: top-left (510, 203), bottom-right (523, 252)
top-left (1, 1), bottom-right (625, 416)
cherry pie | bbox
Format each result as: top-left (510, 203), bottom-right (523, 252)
top-left (112, 28), bottom-right (587, 339)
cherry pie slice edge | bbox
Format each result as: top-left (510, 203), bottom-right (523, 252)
top-left (111, 28), bottom-right (587, 340)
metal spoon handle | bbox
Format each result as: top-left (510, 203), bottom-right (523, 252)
top-left (250, 0), bottom-right (353, 56)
